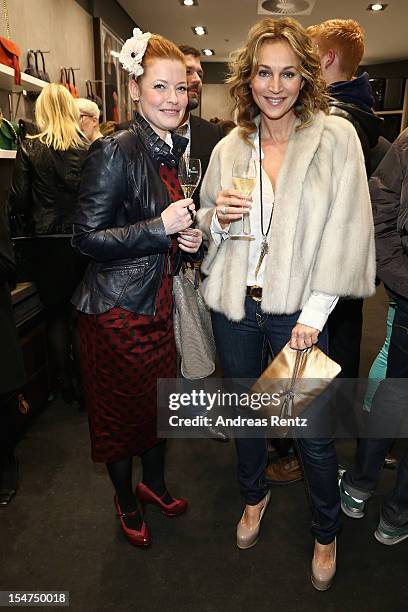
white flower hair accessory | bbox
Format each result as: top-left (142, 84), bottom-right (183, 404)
top-left (119, 28), bottom-right (152, 78)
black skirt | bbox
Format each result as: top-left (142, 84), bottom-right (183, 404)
top-left (32, 237), bottom-right (87, 309)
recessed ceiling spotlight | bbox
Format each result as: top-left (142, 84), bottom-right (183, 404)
top-left (179, 0), bottom-right (198, 6)
top-left (192, 25), bottom-right (207, 36)
top-left (201, 49), bottom-right (215, 56)
top-left (367, 3), bottom-right (387, 10)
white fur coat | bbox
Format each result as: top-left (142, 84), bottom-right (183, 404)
top-left (196, 111), bottom-right (376, 322)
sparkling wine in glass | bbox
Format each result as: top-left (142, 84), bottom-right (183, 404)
top-left (178, 156), bottom-right (202, 202)
top-left (232, 158), bottom-right (256, 239)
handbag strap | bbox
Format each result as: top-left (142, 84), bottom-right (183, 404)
top-left (37, 50), bottom-right (46, 73)
top-left (2, 0), bottom-right (10, 39)
top-left (26, 49), bottom-right (35, 69)
top-left (70, 67), bottom-right (76, 88)
top-left (59, 67), bottom-right (66, 85)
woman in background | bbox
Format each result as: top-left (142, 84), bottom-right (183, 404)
top-left (9, 84), bottom-right (87, 406)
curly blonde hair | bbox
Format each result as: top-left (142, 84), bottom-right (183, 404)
top-left (228, 17), bottom-right (329, 143)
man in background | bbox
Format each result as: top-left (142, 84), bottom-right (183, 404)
top-left (76, 99), bottom-right (103, 144)
top-left (177, 45), bottom-right (223, 209)
top-left (308, 19), bottom-right (389, 380)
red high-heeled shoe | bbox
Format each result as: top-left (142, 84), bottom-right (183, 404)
top-left (114, 496), bottom-right (151, 547)
top-left (135, 482), bottom-right (188, 517)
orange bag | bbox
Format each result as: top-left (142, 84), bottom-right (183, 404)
top-left (0, 36), bottom-right (21, 84)
top-left (60, 67), bottom-right (79, 98)
top-left (0, 0), bottom-right (20, 84)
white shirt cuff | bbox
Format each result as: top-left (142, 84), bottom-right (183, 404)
top-left (210, 210), bottom-right (230, 246)
top-left (297, 292), bottom-right (339, 332)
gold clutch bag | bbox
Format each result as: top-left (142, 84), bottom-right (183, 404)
top-left (251, 342), bottom-right (341, 436)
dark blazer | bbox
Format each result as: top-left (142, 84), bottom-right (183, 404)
top-left (189, 115), bottom-right (223, 208)
top-left (72, 113), bottom-right (200, 316)
top-left (0, 204), bottom-right (25, 394)
top-left (8, 138), bottom-right (88, 236)
top-left (370, 128), bottom-right (408, 300)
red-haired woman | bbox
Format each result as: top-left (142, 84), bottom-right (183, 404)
top-left (72, 30), bottom-right (202, 547)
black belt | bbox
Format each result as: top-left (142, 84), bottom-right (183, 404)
top-left (246, 285), bottom-right (262, 302)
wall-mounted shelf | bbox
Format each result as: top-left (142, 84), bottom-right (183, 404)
top-left (0, 64), bottom-right (48, 93)
top-left (0, 150), bottom-right (17, 159)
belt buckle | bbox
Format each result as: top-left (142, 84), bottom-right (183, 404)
top-left (249, 285), bottom-right (262, 302)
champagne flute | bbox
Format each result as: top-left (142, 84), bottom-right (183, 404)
top-left (178, 156), bottom-right (202, 220)
top-left (232, 158), bottom-right (256, 239)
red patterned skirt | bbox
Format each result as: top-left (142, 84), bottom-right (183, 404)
top-left (79, 271), bottom-right (176, 463)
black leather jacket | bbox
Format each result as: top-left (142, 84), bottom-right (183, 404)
top-left (9, 138), bottom-right (88, 235)
top-left (72, 113), bottom-right (200, 316)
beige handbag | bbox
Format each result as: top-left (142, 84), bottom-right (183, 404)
top-left (252, 342), bottom-right (341, 436)
top-left (173, 265), bottom-right (216, 380)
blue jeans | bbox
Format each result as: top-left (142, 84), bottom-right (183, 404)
top-left (344, 296), bottom-right (408, 528)
top-left (212, 297), bottom-right (340, 544)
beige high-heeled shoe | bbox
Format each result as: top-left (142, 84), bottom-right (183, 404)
top-left (311, 538), bottom-right (337, 591)
top-left (236, 491), bottom-right (271, 549)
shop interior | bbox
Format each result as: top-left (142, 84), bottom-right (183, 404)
top-left (1, 1), bottom-right (408, 610)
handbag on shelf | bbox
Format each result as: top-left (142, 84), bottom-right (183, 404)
top-left (25, 49), bottom-right (39, 78)
top-left (0, 0), bottom-right (20, 84)
top-left (25, 50), bottom-right (41, 100)
top-left (251, 342), bottom-right (341, 437)
top-left (60, 67), bottom-right (79, 98)
top-left (0, 116), bottom-right (19, 149)
top-left (173, 264), bottom-right (216, 380)
top-left (85, 80), bottom-right (102, 111)
top-left (36, 50), bottom-right (50, 82)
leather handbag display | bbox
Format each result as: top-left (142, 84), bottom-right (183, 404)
top-left (60, 67), bottom-right (79, 98)
top-left (0, 116), bottom-right (19, 149)
top-left (25, 50), bottom-right (39, 78)
top-left (85, 80), bottom-right (102, 111)
top-left (251, 342), bottom-right (341, 437)
top-left (36, 50), bottom-right (49, 82)
top-left (173, 264), bottom-right (216, 380)
top-left (0, 0), bottom-right (20, 84)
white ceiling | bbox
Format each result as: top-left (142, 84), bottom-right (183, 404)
top-left (118, 0), bottom-right (408, 65)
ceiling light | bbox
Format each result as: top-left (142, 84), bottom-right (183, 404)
top-left (367, 3), bottom-right (387, 10)
top-left (192, 25), bottom-right (207, 36)
top-left (179, 0), bottom-right (198, 6)
top-left (201, 49), bottom-right (215, 56)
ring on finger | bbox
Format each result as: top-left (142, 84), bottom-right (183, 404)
top-left (221, 206), bottom-right (227, 215)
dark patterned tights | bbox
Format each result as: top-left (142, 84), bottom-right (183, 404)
top-left (106, 441), bottom-right (172, 530)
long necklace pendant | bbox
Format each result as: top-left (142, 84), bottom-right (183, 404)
top-left (254, 237), bottom-right (269, 280)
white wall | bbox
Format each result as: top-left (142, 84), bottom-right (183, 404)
top-left (200, 84), bottom-right (234, 121)
top-left (1, 0), bottom-right (95, 119)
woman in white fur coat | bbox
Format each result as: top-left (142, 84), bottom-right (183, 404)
top-left (197, 17), bottom-right (375, 591)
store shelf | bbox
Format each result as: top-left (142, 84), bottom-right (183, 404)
top-left (0, 64), bottom-right (48, 93)
top-left (0, 149), bottom-right (17, 159)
